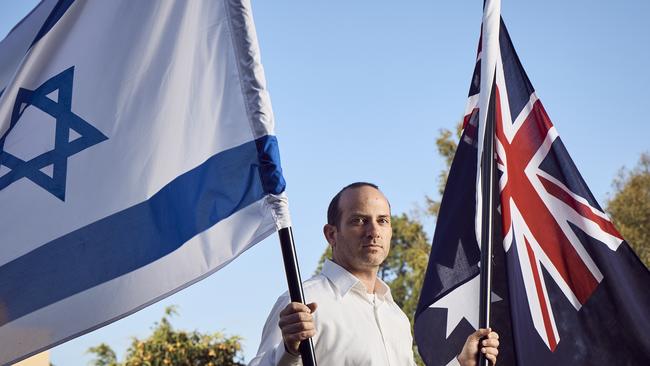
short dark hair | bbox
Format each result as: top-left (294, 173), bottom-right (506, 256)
top-left (327, 182), bottom-right (382, 227)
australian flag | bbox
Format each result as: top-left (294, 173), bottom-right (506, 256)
top-left (414, 4), bottom-right (650, 366)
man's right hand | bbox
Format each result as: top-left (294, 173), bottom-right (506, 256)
top-left (457, 328), bottom-right (500, 366)
top-left (278, 302), bottom-right (318, 355)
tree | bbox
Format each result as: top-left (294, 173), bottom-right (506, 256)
top-left (378, 214), bottom-right (431, 322)
top-left (88, 306), bottom-right (245, 366)
top-left (425, 122), bottom-right (464, 218)
top-left (606, 153), bottom-right (650, 267)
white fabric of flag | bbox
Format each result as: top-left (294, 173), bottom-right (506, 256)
top-left (474, 0), bottom-right (501, 254)
top-left (0, 1), bottom-right (290, 364)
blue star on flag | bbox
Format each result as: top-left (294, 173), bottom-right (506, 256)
top-left (0, 66), bottom-right (107, 201)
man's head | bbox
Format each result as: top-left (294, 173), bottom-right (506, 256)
top-left (323, 182), bottom-right (392, 275)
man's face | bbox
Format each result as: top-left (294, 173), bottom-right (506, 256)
top-left (325, 186), bottom-right (392, 274)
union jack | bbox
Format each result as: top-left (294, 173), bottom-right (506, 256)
top-left (471, 17), bottom-right (624, 351)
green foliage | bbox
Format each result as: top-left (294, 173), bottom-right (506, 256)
top-left (426, 122), bottom-right (463, 218)
top-left (87, 344), bottom-right (117, 366)
top-left (383, 214), bottom-right (431, 366)
top-left (606, 153), bottom-right (650, 267)
top-left (377, 214), bottom-right (431, 322)
top-left (88, 306), bottom-right (245, 366)
top-left (315, 245), bottom-right (332, 274)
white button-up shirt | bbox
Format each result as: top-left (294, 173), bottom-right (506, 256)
top-left (249, 260), bottom-right (417, 366)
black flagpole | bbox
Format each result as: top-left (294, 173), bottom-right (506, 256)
top-left (277, 227), bottom-right (317, 366)
top-left (478, 79), bottom-right (497, 366)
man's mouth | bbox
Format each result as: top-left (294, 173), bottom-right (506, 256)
top-left (362, 244), bottom-right (382, 249)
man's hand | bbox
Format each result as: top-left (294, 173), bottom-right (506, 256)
top-left (278, 302), bottom-right (318, 355)
top-left (457, 328), bottom-right (500, 366)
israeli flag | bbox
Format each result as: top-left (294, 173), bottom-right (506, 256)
top-left (0, 1), bottom-right (290, 364)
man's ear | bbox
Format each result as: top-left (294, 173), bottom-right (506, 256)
top-left (323, 224), bottom-right (337, 248)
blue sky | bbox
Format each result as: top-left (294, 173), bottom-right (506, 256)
top-left (1, 1), bottom-right (648, 364)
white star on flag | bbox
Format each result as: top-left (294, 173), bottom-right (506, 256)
top-left (431, 274), bottom-right (502, 338)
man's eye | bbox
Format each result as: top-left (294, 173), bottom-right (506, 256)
top-left (378, 218), bottom-right (390, 224)
top-left (351, 217), bottom-right (365, 224)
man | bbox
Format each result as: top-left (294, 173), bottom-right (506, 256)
top-left (250, 182), bottom-right (499, 365)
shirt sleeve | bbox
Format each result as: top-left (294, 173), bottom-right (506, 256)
top-left (448, 356), bottom-right (462, 366)
top-left (248, 293), bottom-right (302, 366)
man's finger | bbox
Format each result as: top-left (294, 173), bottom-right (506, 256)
top-left (482, 338), bottom-right (499, 349)
top-left (482, 346), bottom-right (498, 357)
top-left (469, 327), bottom-right (491, 341)
top-left (281, 321), bottom-right (316, 335)
top-left (279, 302), bottom-right (312, 316)
top-left (485, 352), bottom-right (497, 365)
top-left (487, 331), bottom-right (499, 340)
top-left (284, 329), bottom-right (316, 343)
top-left (278, 311), bottom-right (313, 328)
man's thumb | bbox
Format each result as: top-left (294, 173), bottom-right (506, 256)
top-left (307, 302), bottom-right (318, 313)
top-left (472, 328), bottom-right (491, 340)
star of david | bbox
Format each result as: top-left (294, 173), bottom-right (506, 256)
top-left (0, 66), bottom-right (107, 201)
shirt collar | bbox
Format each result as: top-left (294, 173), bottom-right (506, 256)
top-left (321, 259), bottom-right (394, 303)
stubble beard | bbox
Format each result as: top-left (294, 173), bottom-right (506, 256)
top-left (358, 242), bottom-right (388, 268)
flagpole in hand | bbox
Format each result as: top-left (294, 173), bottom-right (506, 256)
top-left (478, 80), bottom-right (497, 366)
top-left (278, 227), bottom-right (317, 366)
top-left (478, 1), bottom-right (501, 365)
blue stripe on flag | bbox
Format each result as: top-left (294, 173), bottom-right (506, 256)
top-left (30, 0), bottom-right (76, 48)
top-left (0, 135), bottom-right (284, 326)
top-left (256, 135), bottom-right (286, 195)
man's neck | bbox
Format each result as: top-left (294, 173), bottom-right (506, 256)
top-left (331, 259), bottom-right (379, 294)
top-left (355, 271), bottom-right (379, 294)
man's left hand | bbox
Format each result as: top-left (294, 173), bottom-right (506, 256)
top-left (457, 328), bottom-right (499, 366)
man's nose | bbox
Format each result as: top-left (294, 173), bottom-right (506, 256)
top-left (366, 221), bottom-right (381, 238)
